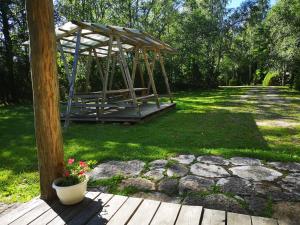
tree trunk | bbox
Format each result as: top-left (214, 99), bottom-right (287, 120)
top-left (249, 64), bottom-right (252, 85)
top-left (25, 0), bottom-right (64, 201)
top-left (0, 1), bottom-right (15, 102)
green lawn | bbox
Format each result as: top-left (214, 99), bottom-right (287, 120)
top-left (1, 86), bottom-right (300, 203)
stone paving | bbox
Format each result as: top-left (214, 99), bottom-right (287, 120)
top-left (89, 155), bottom-right (300, 222)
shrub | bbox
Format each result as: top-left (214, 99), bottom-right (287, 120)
top-left (262, 71), bottom-right (281, 86)
top-left (229, 78), bottom-right (239, 86)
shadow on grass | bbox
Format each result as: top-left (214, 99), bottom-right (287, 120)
top-left (63, 109), bottom-right (275, 163)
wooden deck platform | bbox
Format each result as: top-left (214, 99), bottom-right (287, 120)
top-left (61, 102), bottom-right (176, 123)
top-left (0, 191), bottom-right (280, 225)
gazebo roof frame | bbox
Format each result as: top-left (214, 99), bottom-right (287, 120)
top-left (54, 20), bottom-right (176, 58)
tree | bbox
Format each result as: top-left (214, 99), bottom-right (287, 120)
top-left (25, 0), bottom-right (64, 200)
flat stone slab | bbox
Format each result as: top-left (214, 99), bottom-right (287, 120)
top-left (170, 155), bottom-right (195, 165)
top-left (280, 173), bottom-right (300, 199)
top-left (268, 162), bottom-right (300, 172)
top-left (197, 155), bottom-right (229, 166)
top-left (89, 160), bottom-right (145, 179)
top-left (229, 166), bottom-right (282, 181)
top-left (167, 163), bottom-right (189, 177)
top-left (144, 168), bottom-right (165, 181)
top-left (191, 163), bottom-right (230, 178)
top-left (179, 175), bottom-right (214, 194)
top-left (149, 159), bottom-right (168, 169)
top-left (245, 196), bottom-right (268, 216)
top-left (217, 177), bottom-right (253, 196)
top-left (158, 178), bottom-right (178, 196)
top-left (183, 194), bottom-right (246, 214)
top-left (230, 157), bottom-right (262, 166)
top-left (253, 183), bottom-right (292, 201)
top-left (133, 192), bottom-right (181, 204)
top-left (273, 202), bottom-right (300, 225)
top-left (120, 177), bottom-right (155, 191)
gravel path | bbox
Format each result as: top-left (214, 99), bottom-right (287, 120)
top-left (241, 87), bottom-right (300, 127)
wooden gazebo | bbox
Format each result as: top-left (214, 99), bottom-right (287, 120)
top-left (53, 21), bottom-right (176, 127)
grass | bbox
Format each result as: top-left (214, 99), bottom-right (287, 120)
top-left (0, 86), bottom-right (300, 203)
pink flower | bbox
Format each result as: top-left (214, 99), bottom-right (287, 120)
top-left (68, 158), bottom-right (75, 165)
top-left (78, 170), bottom-right (85, 175)
top-left (65, 171), bottom-right (70, 177)
top-left (79, 161), bottom-right (87, 167)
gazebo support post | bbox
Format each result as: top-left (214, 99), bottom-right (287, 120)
top-left (131, 48), bottom-right (139, 85)
top-left (138, 63), bottom-right (145, 88)
top-left (143, 49), bottom-right (160, 108)
top-left (57, 40), bottom-right (71, 84)
top-left (64, 29), bottom-right (81, 128)
top-left (93, 49), bottom-right (104, 84)
top-left (158, 52), bottom-right (173, 103)
top-left (85, 50), bottom-right (92, 92)
top-left (25, 0), bottom-right (64, 200)
top-left (109, 55), bottom-right (116, 90)
top-left (101, 35), bottom-right (113, 114)
top-left (118, 54), bottom-right (129, 89)
top-left (147, 53), bottom-right (157, 94)
top-left (116, 36), bottom-right (140, 115)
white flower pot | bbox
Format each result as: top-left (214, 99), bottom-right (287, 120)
top-left (52, 177), bottom-right (88, 205)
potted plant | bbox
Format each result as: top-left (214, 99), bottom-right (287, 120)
top-left (52, 158), bottom-right (93, 205)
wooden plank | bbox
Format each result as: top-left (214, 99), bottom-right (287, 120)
top-left (118, 54), bottom-right (129, 89)
top-left (10, 201), bottom-right (57, 225)
top-left (251, 216), bottom-right (278, 225)
top-left (109, 55), bottom-right (117, 90)
top-left (227, 212), bottom-right (251, 225)
top-left (68, 193), bottom-right (113, 225)
top-left (150, 202), bottom-right (181, 225)
top-left (101, 35), bottom-right (113, 113)
top-left (131, 48), bottom-right (139, 85)
top-left (201, 209), bottom-right (225, 225)
top-left (116, 36), bottom-right (138, 107)
top-left (64, 29), bottom-right (81, 128)
top-left (107, 197), bottom-right (143, 225)
top-left (158, 52), bottom-right (173, 102)
top-left (86, 195), bottom-right (128, 225)
top-left (175, 205), bottom-right (203, 225)
top-left (29, 200), bottom-right (69, 225)
top-left (93, 48), bottom-right (104, 83)
top-left (142, 49), bottom-right (160, 108)
top-left (127, 199), bottom-right (160, 225)
top-left (47, 191), bottom-right (100, 225)
top-left (0, 198), bottom-right (43, 225)
top-left (85, 50), bottom-right (92, 92)
top-left (57, 40), bottom-right (71, 84)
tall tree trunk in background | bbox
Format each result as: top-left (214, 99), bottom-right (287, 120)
top-left (249, 64), bottom-right (252, 84)
top-left (26, 0), bottom-right (64, 200)
top-left (0, 1), bottom-right (15, 102)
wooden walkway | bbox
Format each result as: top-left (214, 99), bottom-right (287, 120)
top-left (0, 191), bottom-right (280, 225)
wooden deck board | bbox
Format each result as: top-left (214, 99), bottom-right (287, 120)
top-left (0, 198), bottom-right (43, 225)
top-left (68, 193), bottom-right (113, 225)
top-left (227, 212), bottom-right (251, 225)
top-left (106, 197), bottom-right (142, 225)
top-left (150, 202), bottom-right (181, 225)
top-left (175, 205), bottom-right (203, 225)
top-left (2, 192), bottom-right (280, 225)
top-left (47, 191), bottom-right (100, 225)
top-left (61, 102), bottom-right (176, 123)
top-left (127, 199), bottom-right (160, 225)
top-left (86, 195), bottom-right (128, 225)
top-left (201, 209), bottom-right (226, 225)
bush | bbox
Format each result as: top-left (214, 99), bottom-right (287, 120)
top-left (229, 78), bottom-right (239, 86)
top-left (262, 71), bottom-right (281, 86)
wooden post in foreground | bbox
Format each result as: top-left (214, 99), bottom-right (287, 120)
top-left (26, 0), bottom-right (64, 200)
